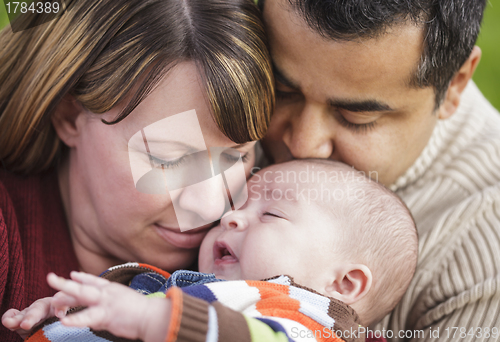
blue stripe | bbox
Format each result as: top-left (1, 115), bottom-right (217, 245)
top-left (43, 322), bottom-right (112, 342)
top-left (256, 318), bottom-right (294, 342)
top-left (182, 284), bottom-right (218, 303)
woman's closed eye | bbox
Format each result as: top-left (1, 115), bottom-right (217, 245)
top-left (149, 154), bottom-right (187, 169)
top-left (149, 150), bottom-right (250, 170)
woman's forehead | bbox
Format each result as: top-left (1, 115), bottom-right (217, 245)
top-left (104, 63), bottom-right (235, 147)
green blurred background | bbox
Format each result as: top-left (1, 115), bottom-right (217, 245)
top-left (0, 2), bottom-right (498, 110)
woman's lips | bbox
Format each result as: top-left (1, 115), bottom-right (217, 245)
top-left (154, 224), bottom-right (210, 249)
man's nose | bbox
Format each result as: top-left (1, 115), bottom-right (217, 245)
top-left (220, 211), bottom-right (248, 231)
top-left (282, 103), bottom-right (334, 159)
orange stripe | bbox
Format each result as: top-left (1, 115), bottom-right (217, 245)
top-left (245, 281), bottom-right (343, 341)
top-left (26, 328), bottom-right (50, 342)
top-left (137, 263), bottom-right (171, 279)
top-left (165, 287), bottom-right (183, 342)
top-left (246, 280), bottom-right (300, 313)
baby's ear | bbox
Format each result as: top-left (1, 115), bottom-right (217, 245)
top-left (324, 264), bottom-right (372, 305)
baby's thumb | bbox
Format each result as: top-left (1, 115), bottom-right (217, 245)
top-left (55, 308), bottom-right (68, 319)
top-left (1, 309), bottom-right (22, 329)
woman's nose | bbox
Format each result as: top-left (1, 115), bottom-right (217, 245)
top-left (282, 103), bottom-right (334, 159)
top-left (176, 175), bottom-right (229, 227)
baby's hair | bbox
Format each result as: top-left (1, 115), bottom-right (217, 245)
top-left (287, 159), bottom-right (418, 325)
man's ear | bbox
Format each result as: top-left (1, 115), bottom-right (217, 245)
top-left (438, 46), bottom-right (482, 120)
top-left (325, 264), bottom-right (372, 305)
top-left (51, 95), bottom-right (85, 147)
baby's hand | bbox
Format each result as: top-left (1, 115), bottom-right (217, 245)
top-left (46, 271), bottom-right (170, 342)
top-left (1, 296), bottom-right (67, 339)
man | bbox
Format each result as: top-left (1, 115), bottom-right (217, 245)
top-left (259, 0), bottom-right (500, 341)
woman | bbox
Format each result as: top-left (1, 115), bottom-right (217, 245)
top-left (0, 0), bottom-right (273, 340)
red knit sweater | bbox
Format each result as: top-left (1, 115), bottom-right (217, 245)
top-left (0, 169), bottom-right (79, 342)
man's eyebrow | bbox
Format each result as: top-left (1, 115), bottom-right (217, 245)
top-left (328, 99), bottom-right (394, 112)
top-left (273, 63), bottom-right (393, 112)
top-left (273, 64), bottom-right (300, 90)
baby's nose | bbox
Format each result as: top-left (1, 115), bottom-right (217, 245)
top-left (221, 211), bottom-right (248, 231)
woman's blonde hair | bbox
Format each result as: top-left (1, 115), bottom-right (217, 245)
top-left (0, 0), bottom-right (274, 174)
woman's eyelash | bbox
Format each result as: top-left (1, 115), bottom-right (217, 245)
top-left (149, 151), bottom-right (250, 169)
top-left (149, 155), bottom-right (186, 169)
top-left (336, 113), bottom-right (377, 133)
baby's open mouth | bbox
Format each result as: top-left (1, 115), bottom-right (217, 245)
top-left (213, 241), bottom-right (238, 263)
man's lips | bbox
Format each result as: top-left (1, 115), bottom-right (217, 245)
top-left (213, 241), bottom-right (238, 265)
top-left (154, 224), bottom-right (210, 249)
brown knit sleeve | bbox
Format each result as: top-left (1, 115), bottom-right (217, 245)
top-left (164, 287), bottom-right (252, 342)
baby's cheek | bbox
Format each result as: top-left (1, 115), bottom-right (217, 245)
top-left (198, 233), bottom-right (216, 273)
top-left (239, 256), bottom-right (273, 281)
top-left (248, 247), bottom-right (295, 280)
top-left (198, 255), bottom-right (212, 273)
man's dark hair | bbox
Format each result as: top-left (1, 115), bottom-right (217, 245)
top-left (260, 0), bottom-right (487, 108)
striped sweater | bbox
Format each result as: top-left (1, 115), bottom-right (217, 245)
top-left (375, 81), bottom-right (500, 341)
top-left (26, 263), bottom-right (365, 342)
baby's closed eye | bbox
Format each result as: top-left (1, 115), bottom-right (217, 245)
top-left (263, 211), bottom-right (285, 219)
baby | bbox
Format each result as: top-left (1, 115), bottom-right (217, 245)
top-left (3, 160), bottom-right (418, 342)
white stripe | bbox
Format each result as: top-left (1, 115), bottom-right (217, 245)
top-left (289, 287), bottom-right (335, 329)
top-left (241, 303), bottom-right (262, 317)
top-left (266, 275), bottom-right (291, 286)
top-left (205, 281), bottom-right (261, 311)
top-left (205, 305), bottom-right (218, 342)
top-left (107, 262), bottom-right (139, 271)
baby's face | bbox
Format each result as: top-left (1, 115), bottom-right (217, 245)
top-left (199, 165), bottom-right (343, 291)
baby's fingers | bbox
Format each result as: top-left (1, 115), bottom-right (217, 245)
top-left (1, 309), bottom-right (24, 329)
top-left (9, 298), bottom-right (53, 331)
top-left (70, 271), bottom-right (110, 286)
top-left (52, 291), bottom-right (80, 315)
top-left (47, 273), bottom-right (101, 306)
top-left (60, 306), bottom-right (106, 330)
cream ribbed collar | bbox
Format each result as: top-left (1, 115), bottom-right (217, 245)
top-left (389, 118), bottom-right (446, 192)
top-left (389, 81), bottom-right (483, 192)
